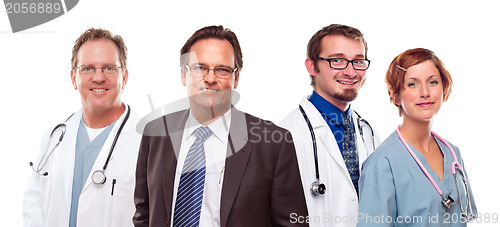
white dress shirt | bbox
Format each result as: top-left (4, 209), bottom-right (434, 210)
top-left (171, 109), bottom-right (231, 227)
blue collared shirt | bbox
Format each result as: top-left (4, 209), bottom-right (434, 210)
top-left (308, 91), bottom-right (353, 152)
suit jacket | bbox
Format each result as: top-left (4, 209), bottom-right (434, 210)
top-left (133, 107), bottom-right (308, 227)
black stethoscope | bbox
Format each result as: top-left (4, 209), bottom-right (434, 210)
top-left (29, 105), bottom-right (130, 185)
top-left (299, 105), bottom-right (375, 197)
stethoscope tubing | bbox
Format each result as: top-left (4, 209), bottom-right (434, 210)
top-left (395, 125), bottom-right (464, 196)
top-left (30, 106), bottom-right (130, 182)
top-left (299, 104), bottom-right (375, 196)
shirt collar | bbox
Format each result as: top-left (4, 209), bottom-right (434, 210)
top-left (185, 108), bottom-right (232, 143)
top-left (308, 91), bottom-right (352, 126)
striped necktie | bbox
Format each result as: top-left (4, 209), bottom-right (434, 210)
top-left (342, 112), bottom-right (360, 194)
top-left (173, 126), bottom-right (212, 227)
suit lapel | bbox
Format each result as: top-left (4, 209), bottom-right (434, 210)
top-left (220, 108), bottom-right (251, 227)
top-left (162, 110), bottom-right (190, 218)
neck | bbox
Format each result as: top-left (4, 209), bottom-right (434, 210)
top-left (399, 116), bottom-right (434, 152)
top-left (191, 103), bottom-right (230, 126)
top-left (313, 90), bottom-right (349, 112)
top-left (82, 104), bottom-right (125, 129)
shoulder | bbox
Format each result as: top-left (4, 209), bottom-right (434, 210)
top-left (142, 109), bottom-right (188, 137)
top-left (362, 132), bottom-right (403, 173)
top-left (433, 134), bottom-right (463, 161)
top-left (241, 111), bottom-right (294, 146)
top-left (245, 112), bottom-right (288, 133)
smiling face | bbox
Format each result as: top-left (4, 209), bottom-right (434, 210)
top-left (182, 38), bottom-right (238, 117)
top-left (71, 39), bottom-right (128, 114)
top-left (397, 60), bottom-right (444, 122)
top-left (306, 35), bottom-right (367, 111)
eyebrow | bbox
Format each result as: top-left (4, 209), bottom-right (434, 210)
top-left (326, 53), bottom-right (366, 59)
top-left (406, 75), bottom-right (440, 81)
top-left (192, 63), bottom-right (234, 68)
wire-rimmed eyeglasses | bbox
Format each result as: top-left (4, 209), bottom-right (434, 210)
top-left (316, 57), bottom-right (370, 70)
top-left (185, 64), bottom-right (237, 79)
top-left (74, 64), bottom-right (124, 76)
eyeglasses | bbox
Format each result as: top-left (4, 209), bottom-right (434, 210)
top-left (75, 64), bottom-right (123, 76)
top-left (185, 64), bottom-right (237, 79)
top-left (316, 57), bottom-right (370, 70)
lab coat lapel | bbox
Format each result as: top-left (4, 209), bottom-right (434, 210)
top-left (352, 112), bottom-right (369, 164)
top-left (81, 105), bottom-right (132, 192)
top-left (300, 99), bottom-right (350, 179)
top-left (220, 108), bottom-right (250, 227)
top-left (61, 109), bottom-right (82, 210)
top-left (301, 98), bottom-right (361, 191)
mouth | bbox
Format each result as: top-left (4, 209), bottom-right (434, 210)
top-left (337, 80), bottom-right (358, 86)
top-left (91, 89), bottom-right (108, 92)
top-left (416, 102), bottom-right (435, 107)
top-left (201, 88), bottom-right (220, 92)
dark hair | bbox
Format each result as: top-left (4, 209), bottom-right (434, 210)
top-left (307, 24), bottom-right (367, 86)
top-left (180, 25), bottom-right (243, 73)
top-left (386, 48), bottom-right (453, 116)
top-left (71, 28), bottom-right (127, 70)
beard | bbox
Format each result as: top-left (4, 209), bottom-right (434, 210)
top-left (333, 88), bottom-right (358, 103)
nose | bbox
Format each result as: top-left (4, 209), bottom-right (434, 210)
top-left (92, 69), bottom-right (106, 83)
top-left (342, 63), bottom-right (357, 78)
top-left (204, 68), bottom-right (217, 85)
top-left (420, 84), bottom-right (430, 98)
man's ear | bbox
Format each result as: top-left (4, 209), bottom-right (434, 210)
top-left (71, 70), bottom-right (77, 90)
top-left (233, 72), bottom-right (239, 89)
top-left (181, 68), bottom-right (187, 86)
top-left (305, 58), bottom-right (317, 76)
top-left (122, 70), bottom-right (129, 89)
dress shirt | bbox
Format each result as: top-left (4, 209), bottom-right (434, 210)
top-left (308, 91), bottom-right (353, 152)
top-left (171, 109), bottom-right (231, 227)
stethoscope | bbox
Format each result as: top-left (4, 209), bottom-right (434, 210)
top-left (29, 105), bottom-right (131, 185)
top-left (396, 125), bottom-right (476, 221)
top-left (299, 105), bottom-right (375, 197)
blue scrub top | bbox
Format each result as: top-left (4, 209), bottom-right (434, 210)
top-left (358, 131), bottom-right (477, 226)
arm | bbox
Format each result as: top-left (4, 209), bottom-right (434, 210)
top-left (23, 131), bottom-right (51, 227)
top-left (358, 156), bottom-right (397, 227)
top-left (270, 133), bottom-right (309, 226)
top-left (22, 173), bottom-right (45, 227)
top-left (133, 135), bottom-right (150, 227)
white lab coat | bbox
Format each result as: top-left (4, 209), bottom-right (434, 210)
top-left (23, 105), bottom-right (141, 227)
top-left (279, 97), bottom-right (381, 227)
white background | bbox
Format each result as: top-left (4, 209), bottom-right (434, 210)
top-left (1, 0), bottom-right (499, 225)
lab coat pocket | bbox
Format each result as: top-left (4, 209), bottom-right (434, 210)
top-left (106, 181), bottom-right (135, 227)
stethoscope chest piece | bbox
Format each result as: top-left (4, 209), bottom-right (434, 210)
top-left (311, 181), bottom-right (326, 197)
top-left (441, 195), bottom-right (454, 209)
top-left (92, 170), bottom-right (106, 184)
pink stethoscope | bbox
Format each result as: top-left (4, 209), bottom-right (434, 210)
top-left (396, 126), bottom-right (476, 221)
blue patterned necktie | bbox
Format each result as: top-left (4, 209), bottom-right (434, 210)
top-left (173, 126), bottom-right (212, 227)
top-left (342, 112), bottom-right (360, 193)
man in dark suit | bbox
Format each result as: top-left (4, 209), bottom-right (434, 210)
top-left (133, 25), bottom-right (308, 227)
